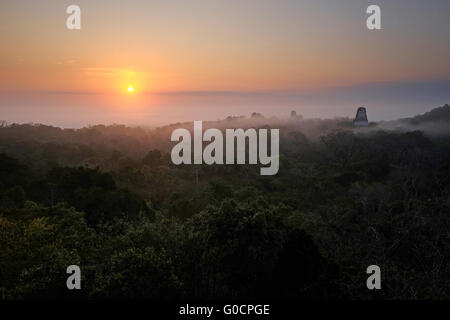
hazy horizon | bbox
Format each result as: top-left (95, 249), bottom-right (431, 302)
top-left (2, 78), bottom-right (449, 128)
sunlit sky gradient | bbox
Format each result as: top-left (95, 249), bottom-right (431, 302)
top-left (1, 0), bottom-right (450, 127)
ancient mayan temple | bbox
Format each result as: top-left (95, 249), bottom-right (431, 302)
top-left (353, 107), bottom-right (369, 127)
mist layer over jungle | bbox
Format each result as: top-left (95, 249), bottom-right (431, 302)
top-left (1, 104), bottom-right (449, 299)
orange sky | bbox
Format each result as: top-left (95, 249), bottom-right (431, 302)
top-left (1, 0), bottom-right (450, 95)
top-left (1, 0), bottom-right (450, 127)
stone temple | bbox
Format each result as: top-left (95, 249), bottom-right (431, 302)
top-left (353, 107), bottom-right (369, 127)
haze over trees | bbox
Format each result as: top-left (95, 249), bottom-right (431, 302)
top-left (1, 105), bottom-right (450, 299)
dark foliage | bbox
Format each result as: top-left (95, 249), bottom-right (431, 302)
top-left (1, 109), bottom-right (450, 299)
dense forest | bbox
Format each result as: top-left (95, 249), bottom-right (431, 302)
top-left (1, 105), bottom-right (449, 300)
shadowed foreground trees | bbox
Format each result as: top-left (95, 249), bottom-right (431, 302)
top-left (0, 199), bottom-right (338, 299)
top-left (1, 120), bottom-right (450, 299)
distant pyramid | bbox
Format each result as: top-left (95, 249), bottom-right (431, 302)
top-left (353, 107), bottom-right (369, 127)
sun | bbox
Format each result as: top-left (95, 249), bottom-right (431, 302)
top-left (127, 85), bottom-right (134, 93)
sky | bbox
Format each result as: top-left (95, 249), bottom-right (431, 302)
top-left (1, 0), bottom-right (450, 127)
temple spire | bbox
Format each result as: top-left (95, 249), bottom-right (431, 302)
top-left (354, 107), bottom-right (369, 127)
